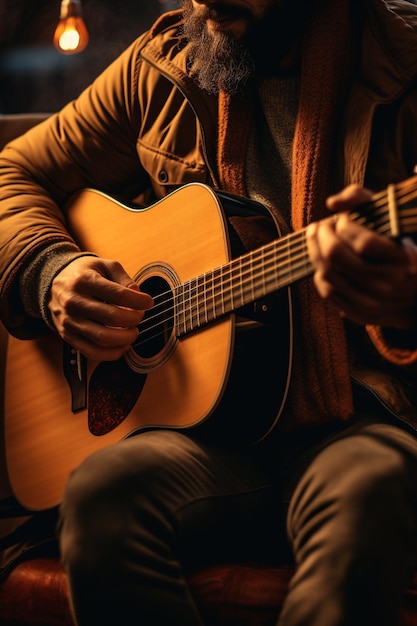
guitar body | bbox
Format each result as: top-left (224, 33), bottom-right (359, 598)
top-left (4, 183), bottom-right (292, 510)
top-left (4, 175), bottom-right (417, 511)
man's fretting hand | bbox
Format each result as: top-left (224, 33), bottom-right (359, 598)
top-left (306, 184), bottom-right (417, 329)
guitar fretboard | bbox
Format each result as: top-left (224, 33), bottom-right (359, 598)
top-left (175, 229), bottom-right (309, 335)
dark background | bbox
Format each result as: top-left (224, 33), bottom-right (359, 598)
top-left (0, 0), bottom-right (179, 113)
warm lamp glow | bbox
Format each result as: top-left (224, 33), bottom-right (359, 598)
top-left (53, 0), bottom-right (89, 55)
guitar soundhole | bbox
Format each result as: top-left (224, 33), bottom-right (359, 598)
top-left (125, 272), bottom-right (177, 373)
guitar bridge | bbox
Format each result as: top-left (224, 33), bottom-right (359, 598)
top-left (63, 342), bottom-right (87, 412)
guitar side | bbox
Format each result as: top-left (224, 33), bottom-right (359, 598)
top-left (4, 183), bottom-right (292, 510)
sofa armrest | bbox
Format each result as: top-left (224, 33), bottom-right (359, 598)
top-left (0, 113), bottom-right (50, 151)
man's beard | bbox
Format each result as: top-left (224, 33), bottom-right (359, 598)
top-left (181, 0), bottom-right (255, 96)
top-left (181, 0), bottom-right (313, 96)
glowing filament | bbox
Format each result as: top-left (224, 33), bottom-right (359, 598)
top-left (53, 0), bottom-right (89, 55)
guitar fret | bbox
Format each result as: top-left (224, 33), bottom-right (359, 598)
top-left (249, 251), bottom-right (259, 302)
top-left (199, 274), bottom-right (211, 326)
top-left (231, 256), bottom-right (244, 309)
top-left (203, 271), bottom-right (209, 324)
top-left (189, 277), bottom-right (196, 331)
top-left (224, 264), bottom-right (234, 313)
top-left (175, 284), bottom-right (186, 336)
top-left (207, 268), bottom-right (217, 321)
top-left (185, 280), bottom-right (192, 333)
top-left (387, 184), bottom-right (400, 237)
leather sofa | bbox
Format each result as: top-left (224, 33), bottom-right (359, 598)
top-left (0, 557), bottom-right (294, 626)
top-left (2, 114), bottom-right (417, 625)
top-left (1, 559), bottom-right (417, 626)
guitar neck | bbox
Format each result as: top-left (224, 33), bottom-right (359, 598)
top-left (175, 228), bottom-right (310, 336)
top-left (173, 177), bottom-right (417, 336)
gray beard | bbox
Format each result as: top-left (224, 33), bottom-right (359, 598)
top-left (181, 1), bottom-right (255, 96)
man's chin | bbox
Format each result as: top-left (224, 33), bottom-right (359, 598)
top-left (183, 15), bottom-right (255, 95)
top-left (189, 38), bottom-right (254, 95)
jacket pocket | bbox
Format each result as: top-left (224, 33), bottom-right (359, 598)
top-left (137, 140), bottom-right (208, 193)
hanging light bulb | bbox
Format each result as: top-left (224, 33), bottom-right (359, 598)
top-left (53, 0), bottom-right (89, 55)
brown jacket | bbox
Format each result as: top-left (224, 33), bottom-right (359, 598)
top-left (1, 0), bottom-right (417, 433)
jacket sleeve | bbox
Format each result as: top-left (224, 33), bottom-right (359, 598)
top-left (0, 36), bottom-right (151, 338)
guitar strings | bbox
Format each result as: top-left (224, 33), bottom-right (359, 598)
top-left (134, 188), bottom-right (417, 349)
top-left (133, 229), bottom-right (310, 349)
top-left (134, 187), bottom-right (417, 349)
top-left (132, 185), bottom-right (417, 350)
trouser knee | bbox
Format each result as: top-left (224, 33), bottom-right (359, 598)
top-left (288, 423), bottom-right (417, 552)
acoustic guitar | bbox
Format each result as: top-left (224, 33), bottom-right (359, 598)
top-left (3, 180), bottom-right (417, 510)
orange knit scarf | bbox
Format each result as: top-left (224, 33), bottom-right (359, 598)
top-left (217, 0), bottom-right (357, 428)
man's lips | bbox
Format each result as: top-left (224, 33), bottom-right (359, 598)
top-left (205, 7), bottom-right (248, 31)
top-left (207, 15), bottom-right (236, 28)
top-left (205, 4), bottom-right (249, 21)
